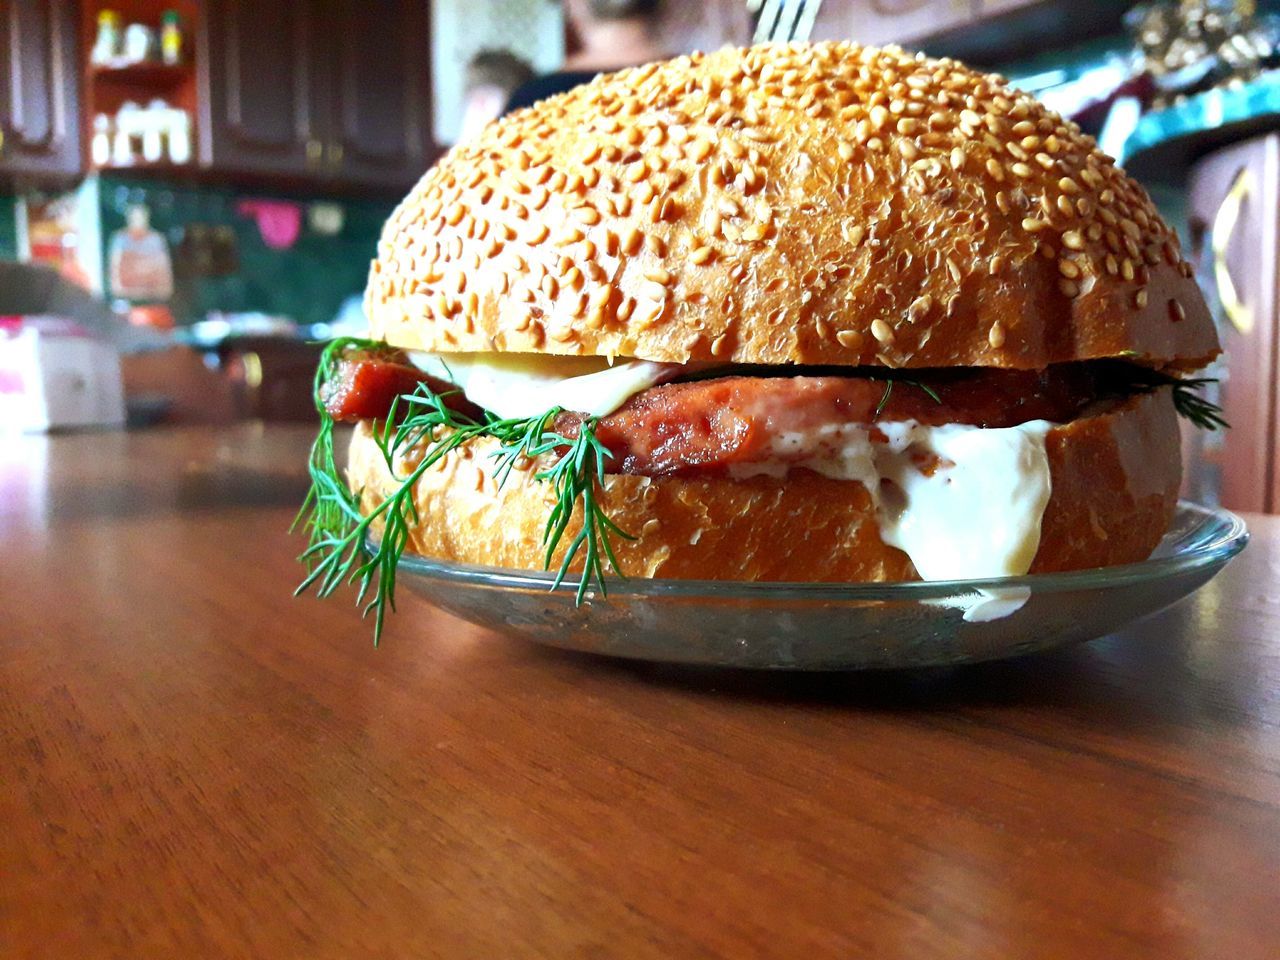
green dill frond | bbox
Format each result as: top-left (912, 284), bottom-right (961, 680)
top-left (294, 341), bottom-right (633, 642)
top-left (1115, 366), bottom-right (1228, 431)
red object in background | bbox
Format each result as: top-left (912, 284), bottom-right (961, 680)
top-left (127, 304), bottom-right (175, 329)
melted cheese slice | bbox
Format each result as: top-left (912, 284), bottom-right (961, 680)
top-left (408, 351), bottom-right (678, 419)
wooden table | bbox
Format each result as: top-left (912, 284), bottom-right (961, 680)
top-left (3, 425), bottom-right (1278, 959)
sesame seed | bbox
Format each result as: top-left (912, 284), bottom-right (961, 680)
top-left (1169, 299), bottom-right (1186, 323)
top-left (1062, 230), bottom-right (1086, 250)
top-left (837, 141), bottom-right (855, 162)
top-left (871, 319), bottom-right (894, 343)
top-left (986, 158), bottom-right (1005, 181)
top-left (1058, 176), bottom-right (1080, 194)
top-left (1058, 278), bottom-right (1080, 298)
top-left (988, 321), bottom-right (1006, 348)
top-left (907, 294), bottom-right (932, 322)
top-left (1058, 258), bottom-right (1081, 279)
top-left (836, 330), bottom-right (861, 349)
top-left (644, 267), bottom-right (672, 285)
top-left (989, 255), bottom-right (1006, 275)
top-left (1011, 162), bottom-right (1033, 178)
top-left (690, 245), bottom-right (715, 265)
top-left (1022, 217), bottom-right (1047, 232)
top-left (1135, 289), bottom-right (1148, 309)
top-left (950, 147), bottom-right (965, 170)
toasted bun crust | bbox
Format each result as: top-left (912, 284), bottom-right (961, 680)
top-left (348, 390), bottom-right (1181, 581)
top-left (367, 42), bottom-right (1217, 371)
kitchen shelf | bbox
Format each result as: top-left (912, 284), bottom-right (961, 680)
top-left (90, 62), bottom-right (192, 86)
top-left (1121, 71), bottom-right (1280, 182)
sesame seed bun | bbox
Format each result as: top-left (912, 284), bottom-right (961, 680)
top-left (366, 41), bottom-right (1218, 371)
top-left (348, 390), bottom-right (1180, 583)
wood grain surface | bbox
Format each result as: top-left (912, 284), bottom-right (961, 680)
top-left (2, 426), bottom-right (1278, 960)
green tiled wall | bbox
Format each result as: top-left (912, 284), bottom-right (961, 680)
top-left (0, 191), bottom-right (18, 261)
top-left (98, 176), bottom-right (396, 327)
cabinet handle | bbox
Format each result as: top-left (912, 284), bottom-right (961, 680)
top-left (1211, 167), bottom-right (1255, 335)
top-left (305, 138), bottom-right (323, 167)
top-left (327, 142), bottom-right (344, 167)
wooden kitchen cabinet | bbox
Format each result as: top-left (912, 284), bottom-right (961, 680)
top-left (1187, 134), bottom-right (1280, 514)
top-left (327, 0), bottom-right (432, 189)
top-left (0, 0), bottom-right (82, 178)
top-left (197, 0), bottom-right (319, 179)
top-left (198, 0), bottom-right (432, 191)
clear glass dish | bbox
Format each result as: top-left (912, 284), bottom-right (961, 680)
top-left (393, 502), bottom-right (1248, 670)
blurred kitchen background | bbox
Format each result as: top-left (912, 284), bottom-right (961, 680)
top-left (1, 0), bottom-right (1278, 513)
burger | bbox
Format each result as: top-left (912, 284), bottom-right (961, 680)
top-left (296, 41), bottom-right (1223, 639)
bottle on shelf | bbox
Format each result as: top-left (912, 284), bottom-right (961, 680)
top-left (161, 11), bottom-right (183, 66)
top-left (91, 10), bottom-right (122, 66)
top-left (92, 114), bottom-right (113, 167)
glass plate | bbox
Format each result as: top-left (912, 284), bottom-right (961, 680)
top-left (394, 502), bottom-right (1248, 670)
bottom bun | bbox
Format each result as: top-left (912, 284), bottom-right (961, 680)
top-left (348, 390), bottom-right (1181, 581)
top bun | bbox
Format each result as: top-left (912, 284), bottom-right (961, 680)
top-left (367, 42), bottom-right (1218, 371)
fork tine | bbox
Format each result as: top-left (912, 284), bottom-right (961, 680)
top-left (792, 0), bottom-right (822, 43)
top-left (783, 0), bottom-right (806, 42)
top-left (752, 0), bottom-right (783, 44)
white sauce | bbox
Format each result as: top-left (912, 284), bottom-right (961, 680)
top-left (732, 418), bottom-right (1054, 583)
top-left (407, 351), bottom-right (678, 419)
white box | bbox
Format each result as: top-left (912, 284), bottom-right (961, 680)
top-left (0, 319), bottom-right (125, 432)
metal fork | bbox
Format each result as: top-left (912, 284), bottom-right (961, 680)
top-left (749, 0), bottom-right (823, 44)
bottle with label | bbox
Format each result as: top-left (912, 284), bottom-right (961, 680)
top-left (161, 11), bottom-right (183, 66)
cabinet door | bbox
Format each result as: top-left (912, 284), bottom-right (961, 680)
top-left (0, 0), bottom-right (80, 178)
top-left (326, 0), bottom-right (433, 190)
top-left (198, 0), bottom-right (323, 178)
top-left (1187, 135), bottom-right (1280, 513)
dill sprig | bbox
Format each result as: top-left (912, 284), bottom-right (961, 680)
top-left (1169, 378), bottom-right (1229, 430)
top-left (874, 378), bottom-right (942, 417)
top-left (293, 339), bottom-right (631, 642)
top-left (1113, 366), bottom-right (1228, 431)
